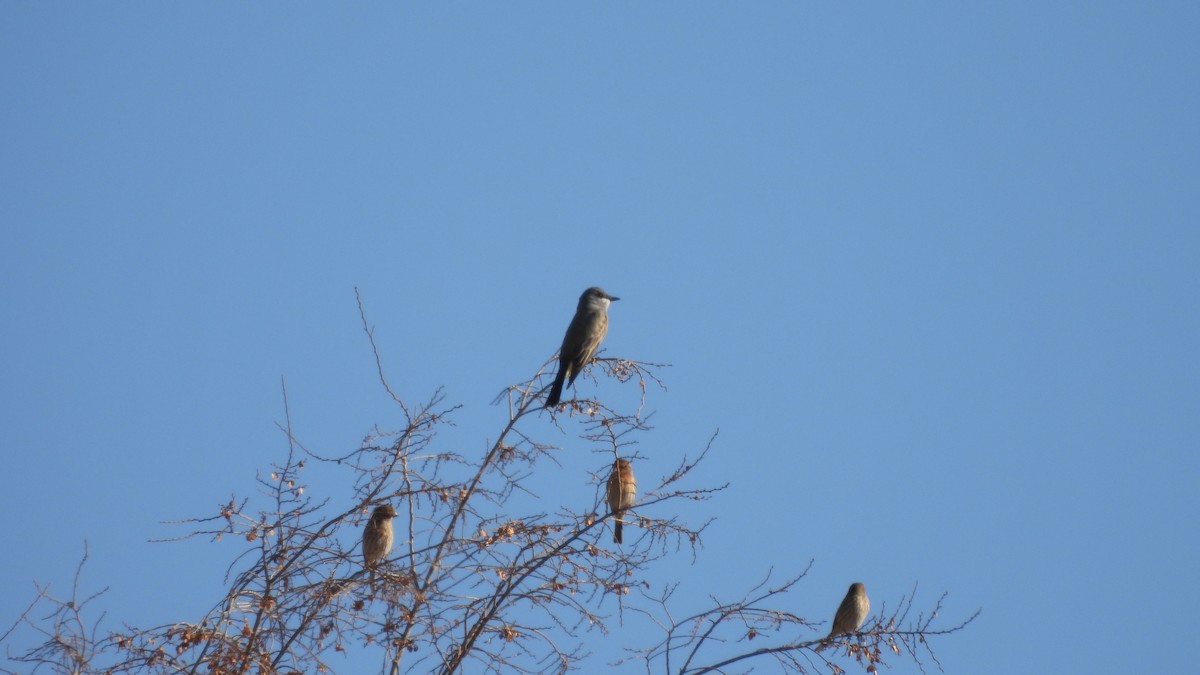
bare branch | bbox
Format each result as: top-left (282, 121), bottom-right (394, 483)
top-left (1, 302), bottom-right (974, 675)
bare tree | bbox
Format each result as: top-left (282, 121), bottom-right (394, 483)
top-left (1, 291), bottom-right (976, 674)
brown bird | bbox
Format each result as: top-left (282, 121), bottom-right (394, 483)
top-left (606, 458), bottom-right (637, 544)
top-left (362, 503), bottom-right (398, 569)
top-left (815, 582), bottom-right (870, 652)
top-left (546, 287), bottom-right (619, 408)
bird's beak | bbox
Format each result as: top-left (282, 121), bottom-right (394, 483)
top-left (610, 295), bottom-right (621, 301)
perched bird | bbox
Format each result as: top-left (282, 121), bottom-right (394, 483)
top-left (815, 582), bottom-right (870, 652)
top-left (606, 458), bottom-right (637, 544)
top-left (546, 287), bottom-right (619, 408)
top-left (363, 503), bottom-right (398, 569)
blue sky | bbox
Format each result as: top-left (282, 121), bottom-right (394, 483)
top-left (2, 3), bottom-right (1197, 673)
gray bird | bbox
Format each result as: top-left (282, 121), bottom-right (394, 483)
top-left (545, 287), bottom-right (619, 408)
top-left (363, 503), bottom-right (398, 569)
top-left (606, 458), bottom-right (637, 544)
top-left (815, 582), bottom-right (870, 652)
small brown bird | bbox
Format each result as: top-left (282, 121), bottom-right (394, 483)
top-left (362, 503), bottom-right (398, 569)
top-left (606, 458), bottom-right (637, 544)
top-left (546, 287), bottom-right (619, 408)
top-left (815, 582), bottom-right (870, 652)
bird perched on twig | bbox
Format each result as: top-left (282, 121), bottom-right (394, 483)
top-left (363, 503), bottom-right (398, 570)
top-left (815, 582), bottom-right (870, 652)
top-left (606, 458), bottom-right (637, 544)
top-left (546, 287), bottom-right (619, 408)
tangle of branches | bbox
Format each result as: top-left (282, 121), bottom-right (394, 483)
top-left (1, 291), bottom-right (976, 674)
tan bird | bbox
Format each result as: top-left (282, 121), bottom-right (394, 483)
top-left (815, 582), bottom-right (870, 652)
top-left (606, 458), bottom-right (637, 544)
top-left (362, 503), bottom-right (398, 569)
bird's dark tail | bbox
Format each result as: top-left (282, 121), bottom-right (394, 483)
top-left (613, 518), bottom-right (624, 544)
top-left (546, 368), bottom-right (567, 408)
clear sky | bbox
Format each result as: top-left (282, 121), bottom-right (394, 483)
top-left (2, 3), bottom-right (1197, 674)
